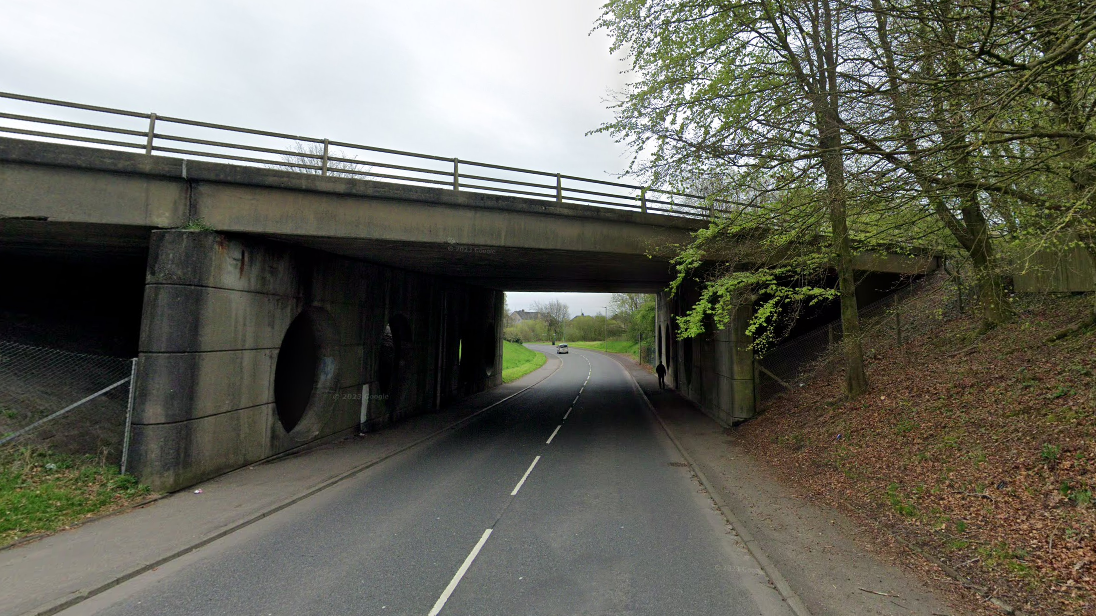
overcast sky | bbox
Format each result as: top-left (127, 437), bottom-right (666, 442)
top-left (1, 0), bottom-right (640, 315)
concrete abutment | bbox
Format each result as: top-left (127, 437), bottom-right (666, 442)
top-left (127, 230), bottom-right (503, 491)
top-left (656, 290), bottom-right (756, 427)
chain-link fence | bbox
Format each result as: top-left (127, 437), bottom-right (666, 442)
top-left (757, 272), bottom-right (968, 401)
top-left (0, 340), bottom-right (136, 468)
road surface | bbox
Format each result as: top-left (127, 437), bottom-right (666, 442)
top-left (64, 348), bottom-right (792, 616)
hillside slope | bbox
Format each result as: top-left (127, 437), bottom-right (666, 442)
top-left (741, 290), bottom-right (1095, 615)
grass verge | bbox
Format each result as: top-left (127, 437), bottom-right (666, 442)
top-left (1, 446), bottom-right (153, 547)
top-left (566, 340), bottom-right (640, 358)
top-left (502, 341), bottom-right (547, 383)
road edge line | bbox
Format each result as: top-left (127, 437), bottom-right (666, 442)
top-left (26, 352), bottom-right (563, 616)
top-left (610, 354), bottom-right (813, 616)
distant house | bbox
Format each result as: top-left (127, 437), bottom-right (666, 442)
top-left (510, 310), bottom-right (541, 323)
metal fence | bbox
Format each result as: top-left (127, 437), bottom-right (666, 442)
top-left (0, 341), bottom-right (136, 470)
top-left (0, 90), bottom-right (721, 218)
top-left (756, 272), bottom-right (967, 401)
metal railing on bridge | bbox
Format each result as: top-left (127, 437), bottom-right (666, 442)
top-left (0, 91), bottom-right (715, 218)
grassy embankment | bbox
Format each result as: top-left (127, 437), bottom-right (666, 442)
top-left (0, 447), bottom-right (153, 547)
top-left (566, 340), bottom-right (640, 360)
top-left (743, 289), bottom-right (1096, 615)
top-left (502, 341), bottom-right (546, 383)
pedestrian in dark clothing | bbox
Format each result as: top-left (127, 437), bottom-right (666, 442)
top-left (655, 363), bottom-right (667, 390)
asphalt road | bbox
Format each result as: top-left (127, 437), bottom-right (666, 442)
top-left (65, 348), bottom-right (793, 616)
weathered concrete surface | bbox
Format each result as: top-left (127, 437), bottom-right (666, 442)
top-left (0, 137), bottom-right (692, 292)
top-left (656, 290), bottom-right (756, 427)
top-left (0, 137), bottom-right (940, 292)
top-left (1012, 239), bottom-right (1096, 293)
top-left (128, 230), bottom-right (503, 491)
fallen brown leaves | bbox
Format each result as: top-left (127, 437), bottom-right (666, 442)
top-left (740, 292), bottom-right (1096, 616)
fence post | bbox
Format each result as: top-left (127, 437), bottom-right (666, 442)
top-left (827, 323), bottom-right (834, 346)
top-left (120, 357), bottom-right (138, 475)
top-left (894, 294), bottom-right (903, 345)
top-left (640, 190), bottom-right (647, 213)
top-left (453, 158), bottom-right (460, 192)
top-left (556, 173), bottom-right (562, 203)
top-left (144, 113), bottom-right (157, 155)
top-left (956, 277), bottom-right (964, 314)
top-left (321, 139), bottom-right (330, 176)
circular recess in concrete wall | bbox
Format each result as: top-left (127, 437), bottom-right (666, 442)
top-left (274, 307), bottom-right (340, 438)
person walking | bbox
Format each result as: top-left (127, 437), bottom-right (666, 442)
top-left (655, 362), bottom-right (667, 390)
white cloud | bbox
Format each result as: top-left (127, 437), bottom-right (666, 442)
top-left (0, 0), bottom-right (631, 177)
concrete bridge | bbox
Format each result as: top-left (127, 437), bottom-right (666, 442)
top-left (0, 94), bottom-right (937, 491)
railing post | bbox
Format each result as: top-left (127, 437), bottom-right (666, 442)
top-left (641, 189), bottom-right (647, 213)
top-left (556, 173), bottom-right (562, 203)
top-left (453, 158), bottom-right (460, 192)
top-left (144, 113), bottom-right (157, 155)
top-left (321, 139), bottom-right (330, 176)
top-left (120, 357), bottom-right (138, 475)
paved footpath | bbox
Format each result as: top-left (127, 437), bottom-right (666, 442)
top-left (608, 353), bottom-right (967, 616)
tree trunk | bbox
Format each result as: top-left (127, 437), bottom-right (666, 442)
top-left (821, 145), bottom-right (869, 397)
top-left (815, 0), bottom-right (868, 398)
top-left (819, 101), bottom-right (868, 396)
top-left (873, 0), bottom-right (1011, 331)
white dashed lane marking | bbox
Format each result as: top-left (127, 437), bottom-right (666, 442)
top-left (510, 456), bottom-right (541, 496)
top-left (545, 425), bottom-right (562, 445)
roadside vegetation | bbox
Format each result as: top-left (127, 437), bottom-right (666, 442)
top-left (501, 341), bottom-right (546, 383)
top-left (591, 4), bottom-right (1096, 611)
top-left (0, 446), bottom-right (153, 547)
top-left (595, 0), bottom-right (1096, 401)
top-left (742, 289), bottom-right (1095, 615)
top-left (565, 340), bottom-right (641, 360)
top-left (505, 293), bottom-right (657, 365)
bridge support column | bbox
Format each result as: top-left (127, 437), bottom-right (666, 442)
top-left (656, 291), bottom-right (755, 427)
top-left (127, 230), bottom-right (502, 491)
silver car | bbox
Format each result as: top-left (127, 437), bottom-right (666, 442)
top-left (556, 343), bottom-right (569, 354)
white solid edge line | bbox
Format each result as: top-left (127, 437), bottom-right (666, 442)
top-left (428, 528), bottom-right (494, 616)
top-left (563, 407), bottom-right (571, 420)
top-left (510, 456), bottom-right (541, 496)
top-left (546, 424), bottom-right (562, 444)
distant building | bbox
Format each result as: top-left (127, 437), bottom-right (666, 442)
top-left (510, 310), bottom-right (541, 323)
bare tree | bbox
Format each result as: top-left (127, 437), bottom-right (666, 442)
top-left (534, 300), bottom-right (570, 345)
top-left (277, 140), bottom-right (370, 179)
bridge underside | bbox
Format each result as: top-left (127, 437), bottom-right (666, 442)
top-left (0, 219), bottom-right (671, 293)
top-left (0, 138), bottom-right (938, 490)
